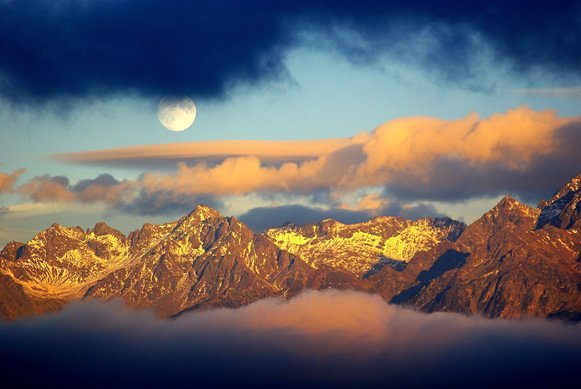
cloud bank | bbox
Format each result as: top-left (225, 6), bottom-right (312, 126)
top-left (2, 108), bottom-right (578, 218)
top-left (0, 290), bottom-right (579, 387)
top-left (36, 107), bottom-right (581, 211)
top-left (0, 1), bottom-right (580, 105)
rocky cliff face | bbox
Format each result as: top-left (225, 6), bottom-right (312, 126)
top-left (0, 205), bottom-right (312, 319)
top-left (0, 222), bottom-right (132, 300)
top-left (537, 173), bottom-right (581, 230)
top-left (85, 205), bottom-right (312, 317)
top-left (1, 174), bottom-right (580, 321)
top-left (0, 274), bottom-right (64, 320)
top-left (388, 179), bottom-right (581, 320)
top-left (266, 216), bottom-right (466, 276)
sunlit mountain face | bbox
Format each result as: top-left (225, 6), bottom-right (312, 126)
top-left (0, 1), bottom-right (580, 387)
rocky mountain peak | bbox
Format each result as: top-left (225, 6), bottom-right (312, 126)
top-left (92, 222), bottom-right (125, 240)
top-left (162, 205), bottom-right (221, 239)
top-left (173, 204), bottom-right (223, 230)
top-left (191, 204), bottom-right (222, 219)
top-left (369, 215), bottom-right (403, 225)
top-left (430, 217), bottom-right (467, 241)
top-left (539, 173), bottom-right (581, 208)
top-left (466, 196), bottom-right (540, 235)
top-left (495, 196), bottom-right (539, 218)
top-left (536, 172), bottom-right (581, 230)
top-left (36, 223), bottom-right (86, 243)
top-left (318, 218), bottom-right (344, 233)
top-left (496, 195), bottom-right (520, 209)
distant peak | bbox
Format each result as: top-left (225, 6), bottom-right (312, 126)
top-left (498, 195), bottom-right (517, 205)
top-left (319, 218), bottom-right (343, 227)
top-left (93, 221), bottom-right (111, 235)
top-left (370, 215), bottom-right (400, 222)
top-left (320, 218), bottom-right (338, 223)
top-left (494, 196), bottom-right (535, 213)
top-left (42, 223), bottom-right (85, 237)
top-left (431, 217), bottom-right (467, 229)
top-left (92, 221), bottom-right (125, 239)
top-left (483, 196), bottom-right (540, 227)
top-left (177, 204), bottom-right (222, 227)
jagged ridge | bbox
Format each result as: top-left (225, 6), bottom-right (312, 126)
top-left (265, 216), bottom-right (466, 276)
top-left (1, 173), bottom-right (580, 321)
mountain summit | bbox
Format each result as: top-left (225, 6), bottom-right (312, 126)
top-left (1, 174), bottom-right (580, 321)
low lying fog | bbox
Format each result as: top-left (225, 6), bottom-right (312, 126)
top-left (1, 290), bottom-right (579, 387)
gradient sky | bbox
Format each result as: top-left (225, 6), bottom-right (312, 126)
top-left (1, 1), bottom-right (580, 245)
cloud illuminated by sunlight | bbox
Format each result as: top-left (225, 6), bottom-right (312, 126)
top-left (0, 168), bottom-right (25, 193)
top-left (3, 107), bottom-right (580, 215)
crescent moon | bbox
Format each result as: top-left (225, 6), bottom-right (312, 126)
top-left (157, 96), bottom-right (197, 132)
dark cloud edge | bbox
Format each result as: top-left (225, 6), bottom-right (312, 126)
top-left (0, 0), bottom-right (579, 105)
top-left (237, 202), bottom-right (446, 232)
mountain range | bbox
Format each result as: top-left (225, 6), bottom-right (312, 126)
top-left (1, 173), bottom-right (579, 321)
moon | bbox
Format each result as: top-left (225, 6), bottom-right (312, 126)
top-left (157, 96), bottom-right (197, 132)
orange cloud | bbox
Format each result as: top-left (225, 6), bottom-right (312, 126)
top-left (0, 169), bottom-right (25, 193)
top-left (11, 107), bottom-right (581, 212)
top-left (355, 107), bottom-right (573, 186)
top-left (130, 106), bottom-right (580, 200)
top-left (17, 174), bottom-right (134, 207)
top-left (19, 176), bottom-right (76, 202)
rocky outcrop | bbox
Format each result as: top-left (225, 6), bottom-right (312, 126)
top-left (537, 173), bottom-right (581, 230)
top-left (390, 192), bottom-right (581, 320)
top-left (0, 222), bottom-right (131, 301)
top-left (266, 216), bottom-right (466, 276)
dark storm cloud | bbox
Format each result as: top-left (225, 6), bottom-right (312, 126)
top-left (238, 204), bottom-right (372, 231)
top-left (117, 190), bottom-right (223, 216)
top-left (0, 290), bottom-right (579, 387)
top-left (0, 0), bottom-right (579, 104)
top-left (380, 201), bottom-right (445, 220)
top-left (0, 0), bottom-right (292, 104)
top-left (71, 173), bottom-right (120, 192)
top-left (238, 202), bottom-right (445, 231)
